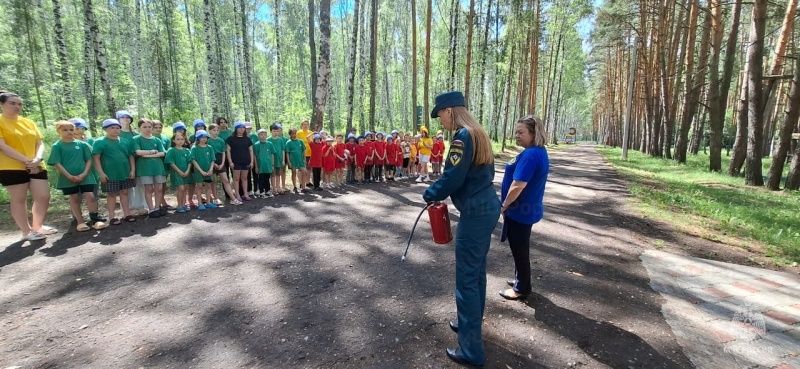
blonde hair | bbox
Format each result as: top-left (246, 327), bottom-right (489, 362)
top-left (517, 115), bottom-right (547, 147)
top-left (450, 107), bottom-right (494, 165)
top-left (55, 120), bottom-right (75, 131)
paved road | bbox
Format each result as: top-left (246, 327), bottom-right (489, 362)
top-left (2, 145), bottom-right (793, 368)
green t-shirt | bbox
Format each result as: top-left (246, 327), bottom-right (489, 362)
top-left (267, 136), bottom-right (286, 167)
top-left (133, 135), bottom-right (167, 177)
top-left (285, 139), bottom-right (306, 168)
top-left (219, 129), bottom-right (233, 141)
top-left (191, 144), bottom-right (216, 181)
top-left (120, 130), bottom-right (135, 142)
top-left (254, 141), bottom-right (275, 174)
top-left (249, 133), bottom-right (259, 144)
top-left (47, 140), bottom-right (97, 188)
top-left (92, 136), bottom-right (133, 181)
top-left (165, 147), bottom-right (193, 186)
top-left (208, 137), bottom-right (226, 163)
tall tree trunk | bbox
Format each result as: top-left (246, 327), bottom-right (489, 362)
top-left (274, 0), bottom-right (283, 114)
top-left (411, 0), bottom-right (418, 132)
top-left (83, 0), bottom-right (115, 117)
top-left (477, 0), bottom-right (493, 124)
top-left (761, 0), bottom-right (798, 156)
top-left (312, 0), bottom-right (331, 129)
top-left (183, 0), bottom-right (206, 118)
top-left (501, 45), bottom-right (516, 151)
top-left (464, 0), bottom-right (475, 104)
top-left (527, 0), bottom-right (540, 115)
top-left (424, 0), bottom-right (432, 128)
top-left (767, 47), bottom-right (800, 190)
top-left (132, 0), bottom-right (145, 113)
top-left (448, 0), bottom-right (459, 90)
top-left (51, 0), bottom-right (72, 111)
top-left (368, 0), bottom-right (379, 132)
top-left (675, 0), bottom-right (708, 163)
top-left (729, 73), bottom-right (748, 175)
top-left (82, 5), bottom-right (96, 130)
top-left (233, 0), bottom-right (250, 120)
top-left (21, 1), bottom-right (46, 126)
top-left (203, 0), bottom-right (219, 118)
top-left (345, 0), bottom-right (361, 132)
top-left (744, 0), bottom-right (767, 186)
top-left (707, 0), bottom-right (742, 171)
top-left (308, 0), bottom-right (317, 110)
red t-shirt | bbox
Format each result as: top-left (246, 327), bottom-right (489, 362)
top-left (373, 141), bottom-right (387, 165)
top-left (323, 143), bottom-right (336, 172)
top-left (364, 141), bottom-right (375, 165)
top-left (334, 143), bottom-right (347, 168)
top-left (309, 141), bottom-right (325, 168)
top-left (355, 144), bottom-right (369, 168)
top-left (386, 142), bottom-right (397, 165)
top-left (345, 142), bottom-right (358, 165)
top-left (431, 141), bottom-right (444, 162)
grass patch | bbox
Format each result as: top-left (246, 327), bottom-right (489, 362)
top-left (598, 147), bottom-right (800, 265)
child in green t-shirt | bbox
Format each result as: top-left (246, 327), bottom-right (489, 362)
top-left (267, 123), bottom-right (287, 194)
top-left (253, 129), bottom-right (275, 198)
top-left (132, 119), bottom-right (167, 218)
top-left (92, 119), bottom-right (136, 225)
top-left (164, 133), bottom-right (193, 213)
top-left (208, 123), bottom-right (237, 204)
top-left (285, 128), bottom-right (308, 194)
top-left (48, 121), bottom-right (108, 231)
top-left (191, 130), bottom-right (218, 211)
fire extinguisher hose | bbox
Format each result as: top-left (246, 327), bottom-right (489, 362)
top-left (401, 202), bottom-right (432, 262)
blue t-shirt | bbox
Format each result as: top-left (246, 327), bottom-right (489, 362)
top-left (501, 146), bottom-right (549, 224)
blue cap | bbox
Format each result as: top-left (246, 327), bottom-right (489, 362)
top-left (270, 123), bottom-right (282, 130)
top-left (357, 135), bottom-right (365, 140)
top-left (376, 131), bottom-right (385, 137)
top-left (365, 131), bottom-right (373, 136)
top-left (391, 130), bottom-right (399, 134)
top-left (172, 121), bottom-right (187, 131)
top-left (195, 130), bottom-right (209, 139)
top-left (102, 119), bottom-right (121, 129)
top-left (313, 134), bottom-right (322, 141)
top-left (347, 133), bottom-right (355, 139)
top-left (234, 121), bottom-right (246, 129)
top-left (68, 118), bottom-right (88, 129)
top-left (193, 119), bottom-right (206, 129)
top-left (257, 128), bottom-right (268, 134)
top-left (387, 136), bottom-right (394, 140)
top-left (431, 91), bottom-right (466, 118)
top-left (115, 110), bottom-right (132, 120)
top-left (437, 134), bottom-right (444, 139)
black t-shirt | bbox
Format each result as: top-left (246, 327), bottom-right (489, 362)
top-left (226, 135), bottom-right (253, 165)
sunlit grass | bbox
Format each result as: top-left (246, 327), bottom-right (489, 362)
top-left (599, 147), bottom-right (800, 265)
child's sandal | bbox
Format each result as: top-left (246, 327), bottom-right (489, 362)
top-left (124, 215), bottom-right (137, 223)
top-left (110, 218), bottom-right (122, 226)
top-left (76, 223), bottom-right (90, 232)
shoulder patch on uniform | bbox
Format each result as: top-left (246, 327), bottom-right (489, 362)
top-left (449, 150), bottom-right (463, 167)
top-left (451, 139), bottom-right (464, 147)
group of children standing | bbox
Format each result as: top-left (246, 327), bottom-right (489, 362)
top-left (46, 112), bottom-right (447, 231)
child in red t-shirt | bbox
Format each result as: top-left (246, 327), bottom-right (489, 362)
top-left (431, 135), bottom-right (444, 175)
top-left (373, 132), bottom-right (387, 182)
top-left (364, 132), bottom-right (375, 182)
top-left (354, 136), bottom-right (369, 184)
top-left (385, 136), bottom-right (397, 181)
top-left (333, 134), bottom-right (346, 187)
top-left (323, 137), bottom-right (336, 188)
top-left (307, 134), bottom-right (325, 190)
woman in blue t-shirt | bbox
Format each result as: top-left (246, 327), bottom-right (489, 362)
top-left (499, 114), bottom-right (549, 300)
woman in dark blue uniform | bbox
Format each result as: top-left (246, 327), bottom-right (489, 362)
top-left (423, 91), bottom-right (500, 367)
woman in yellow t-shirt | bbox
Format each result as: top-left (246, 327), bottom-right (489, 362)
top-left (0, 91), bottom-right (56, 241)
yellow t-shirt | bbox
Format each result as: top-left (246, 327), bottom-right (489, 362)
top-left (418, 137), bottom-right (433, 156)
top-left (409, 144), bottom-right (418, 162)
top-left (297, 129), bottom-right (312, 157)
top-left (0, 115), bottom-right (44, 170)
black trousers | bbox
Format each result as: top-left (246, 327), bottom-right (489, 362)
top-left (312, 167), bottom-right (322, 188)
top-left (347, 162), bottom-right (356, 182)
top-left (258, 173), bottom-right (271, 193)
top-left (364, 165), bottom-right (373, 181)
top-left (374, 164), bottom-right (383, 180)
top-left (506, 216), bottom-right (533, 295)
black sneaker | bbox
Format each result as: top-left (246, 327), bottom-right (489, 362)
top-left (148, 210), bottom-right (161, 219)
top-left (158, 207), bottom-right (169, 216)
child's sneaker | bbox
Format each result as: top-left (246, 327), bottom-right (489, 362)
top-left (267, 191), bottom-right (275, 198)
top-left (207, 203), bottom-right (218, 209)
top-left (176, 206), bottom-right (188, 213)
top-left (198, 204), bottom-right (207, 211)
top-left (230, 199), bottom-right (243, 206)
top-left (22, 231), bottom-right (46, 241)
top-left (248, 191), bottom-right (255, 197)
top-left (213, 198), bottom-right (223, 205)
top-left (242, 196), bottom-right (252, 201)
top-left (416, 176), bottom-right (423, 183)
top-left (148, 210), bottom-right (161, 218)
top-left (293, 187), bottom-right (299, 194)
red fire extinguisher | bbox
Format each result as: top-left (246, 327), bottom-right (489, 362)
top-left (402, 202), bottom-right (452, 262)
top-left (428, 202), bottom-right (453, 244)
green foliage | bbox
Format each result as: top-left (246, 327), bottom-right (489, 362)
top-left (599, 147), bottom-right (800, 264)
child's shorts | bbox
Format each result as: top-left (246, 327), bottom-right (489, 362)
top-left (138, 175), bottom-right (167, 185)
top-left (101, 178), bottom-right (136, 193)
top-left (62, 184), bottom-right (96, 195)
top-left (402, 158), bottom-right (410, 168)
top-left (0, 169), bottom-right (48, 187)
top-left (273, 165), bottom-right (286, 174)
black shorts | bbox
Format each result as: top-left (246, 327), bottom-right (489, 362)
top-left (0, 169), bottom-right (48, 187)
top-left (101, 178), bottom-right (136, 193)
top-left (213, 154), bottom-right (227, 174)
top-left (402, 158), bottom-right (410, 168)
top-left (232, 163), bottom-right (251, 171)
top-left (62, 184), bottom-right (96, 195)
